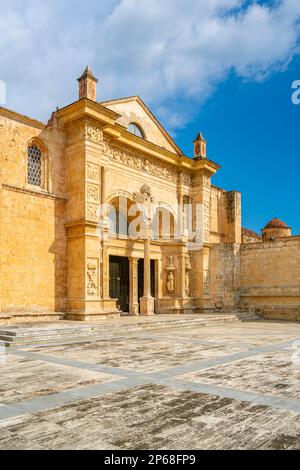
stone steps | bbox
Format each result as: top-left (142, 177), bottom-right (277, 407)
top-left (0, 314), bottom-right (239, 348)
top-left (235, 311), bottom-right (262, 322)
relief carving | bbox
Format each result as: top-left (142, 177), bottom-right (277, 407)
top-left (192, 174), bottom-right (211, 187)
top-left (185, 271), bottom-right (190, 296)
top-left (87, 259), bottom-right (98, 297)
top-left (103, 139), bottom-right (185, 184)
top-left (87, 163), bottom-right (100, 182)
top-left (85, 123), bottom-right (103, 144)
top-left (87, 183), bottom-right (100, 203)
top-left (204, 271), bottom-right (210, 295)
top-left (87, 203), bottom-right (98, 221)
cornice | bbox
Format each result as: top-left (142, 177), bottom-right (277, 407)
top-left (0, 106), bottom-right (45, 130)
top-left (56, 99), bottom-right (121, 127)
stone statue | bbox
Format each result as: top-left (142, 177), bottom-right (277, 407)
top-left (167, 271), bottom-right (175, 293)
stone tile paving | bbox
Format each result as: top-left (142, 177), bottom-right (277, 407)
top-left (179, 350), bottom-right (300, 400)
top-left (34, 337), bottom-right (246, 373)
top-left (0, 319), bottom-right (300, 449)
top-left (0, 354), bottom-right (122, 405)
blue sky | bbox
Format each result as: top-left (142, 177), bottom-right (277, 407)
top-left (0, 0), bottom-right (299, 234)
top-left (176, 55), bottom-right (300, 234)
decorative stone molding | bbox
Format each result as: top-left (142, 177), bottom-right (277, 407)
top-left (87, 259), bottom-right (98, 297)
top-left (87, 162), bottom-right (100, 182)
top-left (103, 139), bottom-right (188, 184)
top-left (185, 271), bottom-right (190, 296)
top-left (85, 123), bottom-right (103, 145)
top-left (192, 174), bottom-right (211, 186)
top-left (204, 271), bottom-right (210, 295)
top-left (87, 183), bottom-right (100, 203)
top-left (87, 203), bottom-right (98, 221)
top-left (181, 173), bottom-right (192, 186)
top-left (107, 189), bottom-right (135, 204)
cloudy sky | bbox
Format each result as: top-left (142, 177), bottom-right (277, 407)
top-left (1, 0), bottom-right (300, 232)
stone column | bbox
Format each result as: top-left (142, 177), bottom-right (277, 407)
top-left (129, 257), bottom-right (139, 315)
top-left (140, 221), bottom-right (155, 315)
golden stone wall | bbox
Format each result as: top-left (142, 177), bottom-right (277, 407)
top-left (209, 238), bottom-right (300, 320)
top-left (0, 109), bottom-right (67, 320)
top-left (239, 237), bottom-right (300, 319)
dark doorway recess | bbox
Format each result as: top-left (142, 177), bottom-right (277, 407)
top-left (109, 256), bottom-right (129, 313)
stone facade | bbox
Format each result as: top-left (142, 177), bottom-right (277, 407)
top-left (0, 68), bottom-right (299, 323)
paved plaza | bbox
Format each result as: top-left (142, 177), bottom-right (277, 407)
top-left (0, 317), bottom-right (300, 450)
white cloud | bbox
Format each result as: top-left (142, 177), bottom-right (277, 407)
top-left (0, 0), bottom-right (299, 128)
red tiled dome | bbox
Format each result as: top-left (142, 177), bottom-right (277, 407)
top-left (242, 228), bottom-right (262, 239)
top-left (263, 218), bottom-right (290, 230)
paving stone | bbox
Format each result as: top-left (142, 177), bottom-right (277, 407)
top-left (0, 320), bottom-right (299, 449)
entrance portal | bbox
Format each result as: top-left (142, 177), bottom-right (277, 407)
top-left (109, 256), bottom-right (129, 313)
top-left (138, 259), bottom-right (156, 313)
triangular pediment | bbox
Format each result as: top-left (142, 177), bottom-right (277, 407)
top-left (100, 96), bottom-right (183, 155)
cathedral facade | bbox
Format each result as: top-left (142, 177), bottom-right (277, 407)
top-left (1, 68), bottom-right (299, 323)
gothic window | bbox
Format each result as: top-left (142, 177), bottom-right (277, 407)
top-left (27, 145), bottom-right (42, 186)
top-left (128, 122), bottom-right (145, 139)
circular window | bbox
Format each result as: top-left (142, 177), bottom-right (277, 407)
top-left (128, 123), bottom-right (144, 139)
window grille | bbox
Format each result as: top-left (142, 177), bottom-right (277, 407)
top-left (27, 145), bottom-right (41, 186)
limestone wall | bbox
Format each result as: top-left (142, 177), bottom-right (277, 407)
top-left (239, 238), bottom-right (300, 320)
top-left (210, 186), bottom-right (241, 244)
top-left (0, 110), bottom-right (67, 318)
top-left (210, 243), bottom-right (240, 310)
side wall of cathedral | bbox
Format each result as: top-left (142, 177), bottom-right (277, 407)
top-left (0, 110), bottom-right (67, 321)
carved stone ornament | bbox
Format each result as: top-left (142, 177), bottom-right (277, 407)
top-left (133, 184), bottom-right (154, 204)
top-left (87, 183), bottom-right (100, 203)
top-left (85, 123), bottom-right (103, 144)
top-left (167, 271), bottom-right (175, 293)
top-left (204, 271), bottom-right (210, 295)
top-left (87, 204), bottom-right (98, 221)
top-left (87, 163), bottom-right (100, 182)
top-left (103, 139), bottom-right (191, 185)
top-left (185, 255), bottom-right (192, 271)
top-left (87, 260), bottom-right (98, 297)
top-left (166, 256), bottom-right (175, 271)
top-left (185, 271), bottom-right (190, 296)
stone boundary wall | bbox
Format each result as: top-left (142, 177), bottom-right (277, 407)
top-left (239, 238), bottom-right (300, 321)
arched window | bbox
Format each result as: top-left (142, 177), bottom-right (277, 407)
top-left (128, 122), bottom-right (145, 139)
top-left (107, 209), bottom-right (129, 236)
top-left (27, 145), bottom-right (42, 186)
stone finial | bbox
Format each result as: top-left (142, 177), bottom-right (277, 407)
top-left (77, 66), bottom-right (99, 101)
top-left (193, 132), bottom-right (206, 159)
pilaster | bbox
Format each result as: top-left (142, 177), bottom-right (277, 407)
top-left (63, 117), bottom-right (118, 320)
